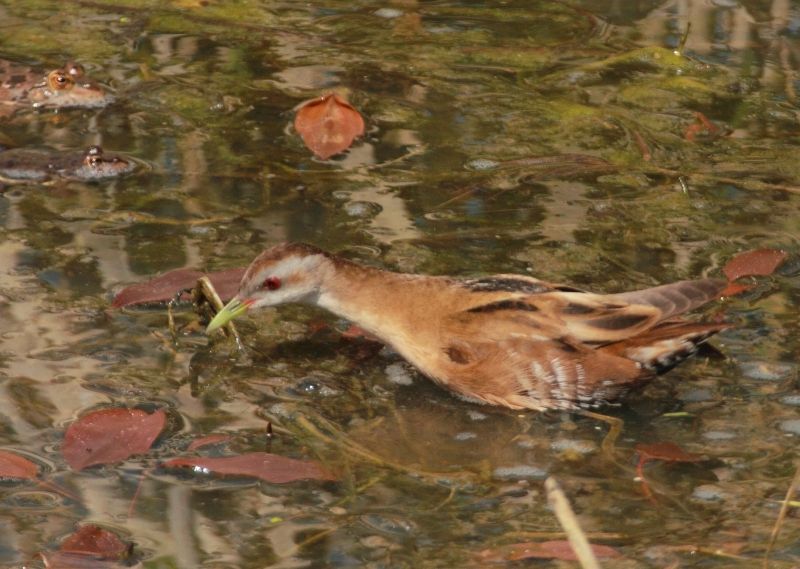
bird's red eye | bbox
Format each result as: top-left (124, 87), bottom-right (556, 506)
top-left (263, 276), bottom-right (281, 291)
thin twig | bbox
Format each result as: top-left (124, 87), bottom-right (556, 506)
top-left (645, 166), bottom-right (800, 195)
top-left (295, 414), bottom-right (474, 483)
top-left (762, 461), bottom-right (800, 568)
top-left (196, 276), bottom-right (242, 346)
top-left (545, 477), bottom-right (602, 569)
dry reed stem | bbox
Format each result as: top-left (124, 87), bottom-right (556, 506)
top-left (545, 476), bottom-right (602, 569)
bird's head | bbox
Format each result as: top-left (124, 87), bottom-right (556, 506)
top-left (206, 243), bottom-right (331, 333)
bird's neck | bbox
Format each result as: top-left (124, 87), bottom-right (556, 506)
top-left (313, 257), bottom-right (444, 355)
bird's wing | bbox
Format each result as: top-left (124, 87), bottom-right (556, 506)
top-left (447, 277), bottom-right (727, 344)
top-left (439, 335), bottom-right (645, 410)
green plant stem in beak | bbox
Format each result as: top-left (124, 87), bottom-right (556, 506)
top-left (206, 297), bottom-right (251, 333)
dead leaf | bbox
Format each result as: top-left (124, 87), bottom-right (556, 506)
top-left (63, 408), bottom-right (166, 471)
top-left (477, 540), bottom-right (621, 563)
top-left (294, 93), bottom-right (365, 159)
top-left (685, 111), bottom-right (724, 142)
top-left (163, 452), bottom-right (335, 483)
top-left (635, 442), bottom-right (704, 464)
top-left (187, 434), bottom-right (232, 452)
top-left (723, 249), bottom-right (787, 281)
top-left (635, 442), bottom-right (704, 501)
top-left (720, 282), bottom-right (752, 297)
top-left (61, 525), bottom-right (129, 559)
top-left (112, 267), bottom-right (245, 308)
top-left (0, 449), bottom-right (38, 480)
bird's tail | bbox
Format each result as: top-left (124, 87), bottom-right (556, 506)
top-left (599, 321), bottom-right (731, 374)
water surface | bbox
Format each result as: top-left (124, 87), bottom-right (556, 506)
top-left (0, 1), bottom-right (799, 567)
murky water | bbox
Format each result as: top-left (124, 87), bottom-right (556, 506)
top-left (1, 1), bottom-right (799, 567)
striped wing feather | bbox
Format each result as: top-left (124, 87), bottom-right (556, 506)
top-left (440, 277), bottom-right (728, 409)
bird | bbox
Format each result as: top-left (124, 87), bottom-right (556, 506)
top-left (206, 242), bottom-right (730, 411)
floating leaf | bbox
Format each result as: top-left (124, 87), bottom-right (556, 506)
top-left (294, 93), bottom-right (365, 159)
top-left (477, 540), bottom-right (621, 563)
top-left (61, 525), bottom-right (129, 559)
top-left (723, 249), bottom-right (787, 281)
top-left (163, 452), bottom-right (335, 483)
top-left (112, 267), bottom-right (245, 308)
top-left (187, 434), bottom-right (232, 452)
top-left (63, 408), bottom-right (166, 471)
top-left (0, 449), bottom-right (38, 480)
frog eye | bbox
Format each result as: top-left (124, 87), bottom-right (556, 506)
top-left (47, 70), bottom-right (74, 91)
top-left (262, 277), bottom-right (281, 291)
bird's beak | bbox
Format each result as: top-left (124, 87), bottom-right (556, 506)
top-left (206, 296), bottom-right (253, 333)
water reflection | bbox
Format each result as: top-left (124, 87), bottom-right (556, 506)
top-left (0, 0), bottom-right (799, 566)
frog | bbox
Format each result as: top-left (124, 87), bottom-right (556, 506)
top-left (0, 59), bottom-right (114, 115)
top-left (0, 145), bottom-right (135, 183)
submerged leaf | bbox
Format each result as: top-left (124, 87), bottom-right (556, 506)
top-left (112, 267), bottom-right (245, 308)
top-left (477, 540), bottom-right (621, 562)
top-left (187, 434), bottom-right (232, 451)
top-left (63, 408), bottom-right (166, 471)
top-left (635, 442), bottom-right (703, 463)
top-left (0, 449), bottom-right (38, 480)
top-left (163, 452), bottom-right (335, 483)
top-left (720, 282), bottom-right (752, 297)
top-left (723, 249), bottom-right (787, 281)
top-left (294, 93), bottom-right (365, 159)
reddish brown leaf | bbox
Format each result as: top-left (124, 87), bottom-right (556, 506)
top-left (636, 442), bottom-right (703, 463)
top-left (294, 93), bottom-right (365, 159)
top-left (112, 267), bottom-right (245, 308)
top-left (111, 268), bottom-right (200, 308)
top-left (477, 540), bottom-right (621, 563)
top-left (723, 249), bottom-right (787, 281)
top-left (685, 111), bottom-right (722, 142)
top-left (63, 408), bottom-right (166, 471)
top-left (61, 525), bottom-right (129, 559)
top-left (187, 434), bottom-right (232, 452)
top-left (163, 452), bottom-right (335, 483)
top-left (635, 442), bottom-right (704, 501)
top-left (0, 449), bottom-right (38, 480)
top-left (720, 282), bottom-right (752, 297)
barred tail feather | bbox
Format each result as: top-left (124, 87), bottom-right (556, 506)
top-left (599, 322), bottom-right (730, 374)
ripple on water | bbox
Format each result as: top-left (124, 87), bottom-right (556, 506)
top-left (780, 395), bottom-right (800, 406)
top-left (778, 419), bottom-right (800, 435)
top-left (739, 361), bottom-right (795, 381)
top-left (702, 430), bottom-right (737, 441)
top-left (492, 465), bottom-right (548, 480)
top-left (691, 484), bottom-right (729, 502)
top-left (360, 514), bottom-right (416, 538)
top-left (385, 363), bottom-right (413, 385)
top-left (550, 439), bottom-right (598, 455)
top-left (344, 201), bottom-right (382, 218)
top-left (454, 431), bottom-right (477, 441)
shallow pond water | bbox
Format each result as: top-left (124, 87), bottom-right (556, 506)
top-left (1, 1), bottom-right (799, 567)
